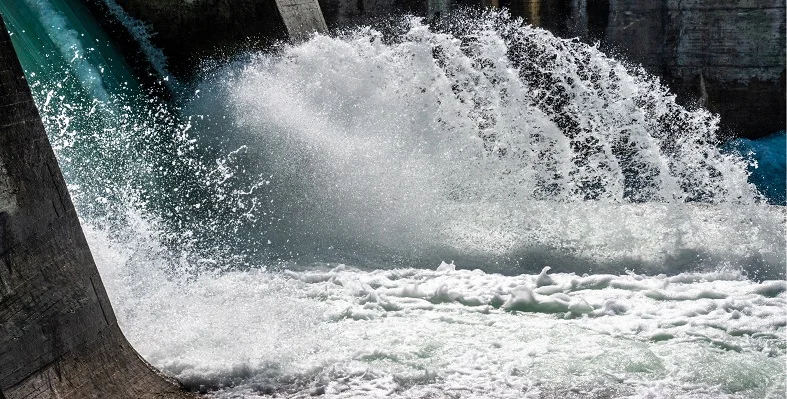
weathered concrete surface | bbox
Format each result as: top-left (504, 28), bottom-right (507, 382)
top-left (513, 0), bottom-right (786, 138)
top-left (601, 0), bottom-right (786, 137)
top-left (97, 0), bottom-right (325, 76)
top-left (276, 0), bottom-right (328, 39)
top-left (0, 14), bottom-right (192, 399)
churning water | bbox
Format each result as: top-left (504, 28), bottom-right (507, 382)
top-left (2, 1), bottom-right (785, 397)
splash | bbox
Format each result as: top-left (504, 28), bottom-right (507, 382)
top-left (192, 12), bottom-right (783, 276)
top-left (2, 0), bottom-right (267, 271)
top-left (5, 2), bottom-right (783, 276)
top-left (7, 5), bottom-right (785, 397)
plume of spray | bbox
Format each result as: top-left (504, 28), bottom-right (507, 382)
top-left (185, 10), bottom-right (780, 277)
top-left (21, 3), bottom-right (783, 278)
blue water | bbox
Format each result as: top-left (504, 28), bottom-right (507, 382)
top-left (726, 131), bottom-right (786, 205)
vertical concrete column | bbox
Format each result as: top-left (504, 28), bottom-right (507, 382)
top-left (0, 14), bottom-right (189, 399)
top-left (568, 0), bottom-right (589, 38)
top-left (521, 0), bottom-right (542, 26)
top-left (275, 0), bottom-right (328, 39)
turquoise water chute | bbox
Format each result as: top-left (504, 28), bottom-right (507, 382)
top-left (1, 0), bottom-right (139, 100)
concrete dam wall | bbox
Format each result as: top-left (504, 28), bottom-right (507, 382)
top-left (316, 0), bottom-right (785, 138)
top-left (0, 14), bottom-right (191, 399)
top-left (88, 0), bottom-right (327, 76)
top-left (82, 0), bottom-right (782, 136)
top-left (600, 0), bottom-right (785, 138)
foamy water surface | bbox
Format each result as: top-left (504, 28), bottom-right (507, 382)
top-left (88, 224), bottom-right (785, 398)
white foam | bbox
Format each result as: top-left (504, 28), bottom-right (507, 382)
top-left (86, 224), bottom-right (785, 397)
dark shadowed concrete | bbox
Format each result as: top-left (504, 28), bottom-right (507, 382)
top-left (315, 0), bottom-right (785, 138)
top-left (95, 0), bottom-right (326, 77)
top-left (0, 14), bottom-right (192, 399)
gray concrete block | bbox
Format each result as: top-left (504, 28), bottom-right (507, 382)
top-left (277, 0), bottom-right (328, 39)
top-left (0, 13), bottom-right (193, 399)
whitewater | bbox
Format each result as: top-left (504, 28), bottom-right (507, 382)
top-left (2, 2), bottom-right (785, 398)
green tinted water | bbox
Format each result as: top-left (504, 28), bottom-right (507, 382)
top-left (2, 0), bottom-right (267, 267)
top-left (2, 0), bottom-right (138, 99)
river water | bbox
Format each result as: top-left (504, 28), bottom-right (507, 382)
top-left (2, 1), bottom-right (785, 397)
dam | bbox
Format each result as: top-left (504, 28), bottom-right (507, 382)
top-left (96, 0), bottom-right (785, 138)
top-left (0, 0), bottom-right (785, 397)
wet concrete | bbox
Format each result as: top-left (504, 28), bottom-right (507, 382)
top-left (0, 13), bottom-right (192, 399)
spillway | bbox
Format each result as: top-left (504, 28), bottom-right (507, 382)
top-left (1, 2), bottom-right (784, 398)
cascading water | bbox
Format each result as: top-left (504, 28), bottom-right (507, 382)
top-left (2, 3), bottom-right (785, 398)
top-left (190, 13), bottom-right (782, 278)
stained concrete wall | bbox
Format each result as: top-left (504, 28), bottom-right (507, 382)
top-left (0, 14), bottom-right (191, 399)
top-left (314, 0), bottom-right (785, 138)
top-left (601, 0), bottom-right (786, 138)
top-left (514, 0), bottom-right (786, 137)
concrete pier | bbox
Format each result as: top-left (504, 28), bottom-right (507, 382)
top-left (276, 0), bottom-right (329, 40)
top-left (0, 14), bottom-right (191, 399)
